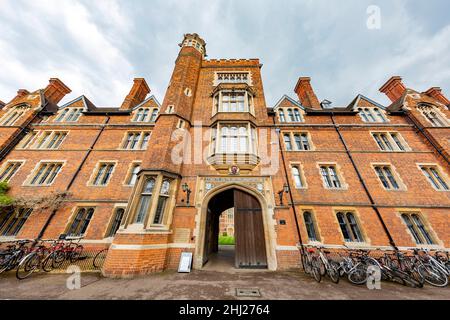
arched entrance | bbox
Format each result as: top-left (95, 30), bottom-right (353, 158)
top-left (202, 188), bottom-right (268, 269)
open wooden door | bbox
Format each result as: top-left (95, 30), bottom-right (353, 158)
top-left (234, 189), bottom-right (267, 268)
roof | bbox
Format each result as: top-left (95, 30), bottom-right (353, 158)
top-left (272, 94), bottom-right (305, 111)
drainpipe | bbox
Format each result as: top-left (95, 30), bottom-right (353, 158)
top-left (404, 111), bottom-right (449, 165)
top-left (330, 111), bottom-right (398, 250)
top-left (37, 114), bottom-right (111, 239)
top-left (271, 114), bottom-right (306, 256)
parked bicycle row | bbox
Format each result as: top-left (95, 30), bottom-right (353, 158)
top-left (301, 245), bottom-right (450, 288)
top-left (0, 235), bottom-right (109, 280)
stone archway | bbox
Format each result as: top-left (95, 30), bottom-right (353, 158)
top-left (193, 183), bottom-right (277, 271)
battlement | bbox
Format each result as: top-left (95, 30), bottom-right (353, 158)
top-left (202, 58), bottom-right (261, 67)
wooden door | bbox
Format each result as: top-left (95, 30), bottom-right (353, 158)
top-left (234, 189), bottom-right (267, 268)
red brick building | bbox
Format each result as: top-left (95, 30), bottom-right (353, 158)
top-left (0, 33), bottom-right (448, 277)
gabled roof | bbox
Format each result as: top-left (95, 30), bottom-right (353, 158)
top-left (59, 95), bottom-right (98, 111)
top-left (131, 95), bottom-right (161, 111)
top-left (346, 94), bottom-right (386, 111)
top-left (272, 94), bottom-right (304, 111)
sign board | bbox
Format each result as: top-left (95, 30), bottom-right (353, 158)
top-left (178, 252), bottom-right (193, 273)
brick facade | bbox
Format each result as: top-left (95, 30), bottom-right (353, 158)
top-left (0, 33), bottom-right (449, 277)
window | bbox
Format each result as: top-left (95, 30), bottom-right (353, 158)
top-left (420, 166), bottom-right (449, 190)
top-left (67, 207), bottom-right (94, 237)
top-left (336, 212), bottom-right (364, 242)
top-left (0, 104), bottom-right (30, 126)
top-left (153, 179), bottom-right (171, 225)
top-left (374, 165), bottom-right (400, 190)
top-left (176, 119), bottom-right (185, 129)
top-left (166, 105), bottom-right (174, 114)
top-left (122, 132), bottom-right (151, 150)
top-left (291, 166), bottom-right (304, 188)
top-left (0, 208), bottom-right (32, 236)
top-left (358, 108), bottom-right (387, 123)
top-left (283, 134), bottom-right (292, 151)
top-left (294, 134), bottom-right (310, 150)
top-left (219, 124), bottom-right (252, 153)
top-left (320, 165), bottom-right (342, 189)
top-left (294, 109), bottom-right (302, 122)
top-left (106, 208), bottom-right (125, 237)
top-left (303, 211), bottom-right (319, 242)
top-left (372, 132), bottom-right (406, 151)
top-left (279, 110), bottom-right (286, 122)
top-left (20, 131), bottom-right (38, 149)
top-left (134, 177), bottom-right (155, 223)
top-left (29, 162), bottom-right (63, 186)
top-left (27, 131), bottom-right (67, 149)
top-left (418, 105), bottom-right (447, 127)
top-left (401, 213), bottom-right (434, 245)
top-left (287, 109), bottom-right (294, 122)
top-left (0, 161), bottom-right (23, 182)
top-left (216, 72), bottom-right (250, 84)
top-left (91, 163), bottom-right (115, 186)
top-left (213, 90), bottom-right (254, 114)
top-left (133, 108), bottom-right (158, 122)
top-left (55, 108), bottom-right (82, 122)
top-left (126, 163), bottom-right (141, 186)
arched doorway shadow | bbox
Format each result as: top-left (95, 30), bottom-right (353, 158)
top-left (202, 187), bottom-right (268, 270)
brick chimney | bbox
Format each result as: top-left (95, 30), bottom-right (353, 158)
top-left (44, 78), bottom-right (71, 105)
top-left (424, 87), bottom-right (450, 105)
top-left (294, 77), bottom-right (321, 109)
top-left (120, 78), bottom-right (150, 110)
top-left (379, 76), bottom-right (406, 102)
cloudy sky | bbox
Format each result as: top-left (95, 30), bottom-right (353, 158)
top-left (1, 0), bottom-right (449, 108)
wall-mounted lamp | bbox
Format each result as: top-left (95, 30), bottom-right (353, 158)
top-left (182, 182), bottom-right (192, 206)
top-left (278, 183), bottom-right (289, 206)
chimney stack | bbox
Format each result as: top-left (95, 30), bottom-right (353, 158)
top-left (120, 78), bottom-right (150, 110)
top-left (44, 78), bottom-right (71, 105)
top-left (424, 87), bottom-right (450, 106)
top-left (294, 77), bottom-right (321, 109)
top-left (379, 76), bottom-right (406, 102)
top-left (17, 89), bottom-right (30, 98)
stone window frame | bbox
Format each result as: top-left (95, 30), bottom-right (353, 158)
top-left (370, 130), bottom-right (410, 152)
top-left (371, 162), bottom-right (407, 191)
top-left (0, 103), bottom-right (31, 126)
top-left (123, 173), bottom-right (178, 231)
top-left (0, 160), bottom-right (25, 183)
top-left (213, 71), bottom-right (252, 86)
top-left (277, 107), bottom-right (304, 123)
top-left (104, 204), bottom-right (127, 239)
top-left (357, 107), bottom-right (389, 123)
top-left (65, 206), bottom-right (96, 238)
top-left (317, 162), bottom-right (349, 190)
top-left (289, 162), bottom-right (308, 190)
top-left (176, 119), bottom-right (185, 129)
top-left (397, 209), bottom-right (440, 247)
top-left (300, 208), bottom-right (321, 243)
top-left (416, 163), bottom-right (450, 192)
top-left (282, 131), bottom-right (314, 151)
top-left (20, 130), bottom-right (69, 150)
top-left (120, 131), bottom-right (151, 150)
top-left (209, 122), bottom-right (258, 156)
top-left (23, 160), bottom-right (66, 187)
top-left (132, 107), bottom-right (159, 123)
top-left (333, 208), bottom-right (369, 245)
top-left (212, 89), bottom-right (255, 116)
top-left (417, 103), bottom-right (449, 127)
top-left (87, 160), bottom-right (118, 187)
top-left (123, 161), bottom-right (142, 187)
top-left (0, 208), bottom-right (33, 238)
top-left (54, 107), bottom-right (83, 123)
top-left (166, 105), bottom-right (175, 114)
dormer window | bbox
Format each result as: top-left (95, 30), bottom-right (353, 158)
top-left (277, 107), bottom-right (303, 123)
top-left (212, 90), bottom-right (254, 115)
top-left (55, 108), bottom-right (83, 122)
top-left (418, 104), bottom-right (448, 127)
top-left (133, 108), bottom-right (159, 122)
top-left (0, 104), bottom-right (30, 126)
top-left (358, 107), bottom-right (387, 123)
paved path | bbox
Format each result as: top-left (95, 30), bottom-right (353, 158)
top-left (0, 269), bottom-right (449, 300)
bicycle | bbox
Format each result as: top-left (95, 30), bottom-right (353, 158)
top-left (314, 247), bottom-right (340, 284)
top-left (16, 239), bottom-right (52, 280)
top-left (300, 246), bottom-right (321, 282)
top-left (92, 248), bottom-right (109, 269)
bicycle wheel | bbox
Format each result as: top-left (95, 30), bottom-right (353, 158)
top-left (70, 245), bottom-right (84, 263)
top-left (0, 253), bottom-right (13, 274)
top-left (16, 253), bottom-right (40, 280)
top-left (93, 249), bottom-right (108, 269)
top-left (42, 252), bottom-right (55, 272)
top-left (311, 257), bottom-right (322, 282)
top-left (52, 250), bottom-right (66, 269)
top-left (394, 269), bottom-right (421, 288)
top-left (328, 262), bottom-right (340, 284)
top-left (348, 265), bottom-right (367, 285)
top-left (418, 264), bottom-right (448, 287)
